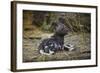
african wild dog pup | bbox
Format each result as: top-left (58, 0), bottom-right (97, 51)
top-left (38, 18), bottom-right (68, 55)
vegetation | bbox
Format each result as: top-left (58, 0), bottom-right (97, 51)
top-left (23, 10), bottom-right (91, 62)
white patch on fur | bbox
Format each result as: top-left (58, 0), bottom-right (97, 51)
top-left (54, 43), bottom-right (58, 48)
top-left (44, 46), bottom-right (48, 49)
top-left (39, 49), bottom-right (54, 55)
top-left (39, 50), bottom-right (45, 54)
top-left (49, 50), bottom-right (54, 54)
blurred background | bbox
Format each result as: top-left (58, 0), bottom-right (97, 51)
top-left (23, 10), bottom-right (91, 62)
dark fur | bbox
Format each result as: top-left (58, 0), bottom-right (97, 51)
top-left (38, 18), bottom-right (68, 54)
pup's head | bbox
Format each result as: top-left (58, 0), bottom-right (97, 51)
top-left (52, 18), bottom-right (68, 36)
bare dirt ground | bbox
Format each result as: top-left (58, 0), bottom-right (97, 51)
top-left (23, 29), bottom-right (91, 62)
